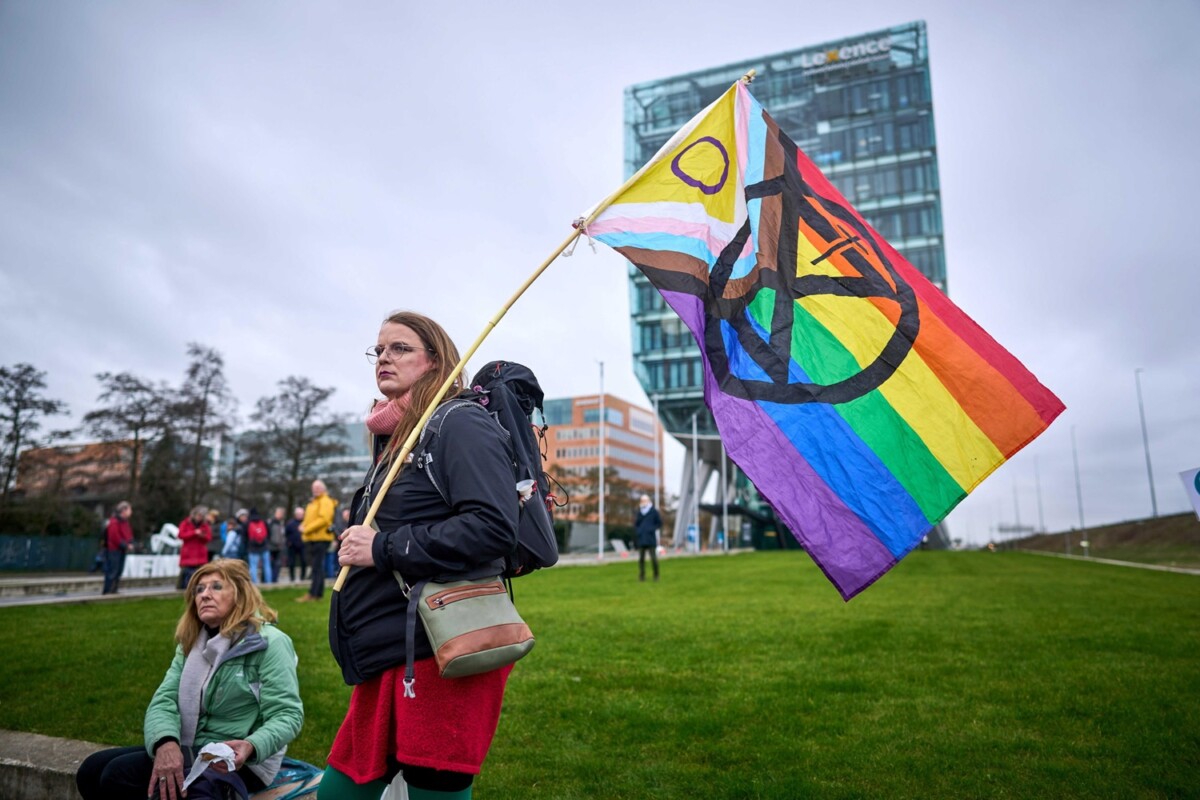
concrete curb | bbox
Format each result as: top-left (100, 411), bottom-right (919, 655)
top-left (0, 730), bottom-right (322, 800)
top-left (0, 730), bottom-right (101, 800)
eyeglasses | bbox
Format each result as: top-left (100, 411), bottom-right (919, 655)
top-left (194, 580), bottom-right (226, 596)
top-left (365, 342), bottom-right (434, 364)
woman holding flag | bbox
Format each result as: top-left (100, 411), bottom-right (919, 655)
top-left (322, 311), bottom-right (519, 800)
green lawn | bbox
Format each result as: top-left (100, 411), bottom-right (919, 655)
top-left (2, 551), bottom-right (1197, 799)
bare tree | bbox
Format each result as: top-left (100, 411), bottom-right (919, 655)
top-left (558, 464), bottom-right (644, 532)
top-left (176, 343), bottom-right (236, 507)
top-left (83, 372), bottom-right (169, 505)
top-left (242, 376), bottom-right (350, 511)
top-left (0, 363), bottom-right (68, 503)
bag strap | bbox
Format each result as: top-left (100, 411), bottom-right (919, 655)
top-left (393, 572), bottom-right (426, 700)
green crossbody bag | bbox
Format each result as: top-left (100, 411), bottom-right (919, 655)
top-left (394, 574), bottom-right (535, 696)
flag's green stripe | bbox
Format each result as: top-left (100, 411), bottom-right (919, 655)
top-left (745, 292), bottom-right (965, 520)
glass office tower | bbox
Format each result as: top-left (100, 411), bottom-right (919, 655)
top-left (623, 21), bottom-right (945, 544)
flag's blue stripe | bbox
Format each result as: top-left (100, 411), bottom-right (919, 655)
top-left (734, 93), bottom-right (768, 282)
top-left (721, 316), bottom-right (931, 558)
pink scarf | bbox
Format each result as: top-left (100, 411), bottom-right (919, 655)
top-left (366, 394), bottom-right (412, 436)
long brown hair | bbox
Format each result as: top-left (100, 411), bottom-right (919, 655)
top-left (176, 560), bottom-right (278, 654)
top-left (379, 310), bottom-right (465, 463)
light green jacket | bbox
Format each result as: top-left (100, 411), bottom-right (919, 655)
top-left (143, 623), bottom-right (304, 783)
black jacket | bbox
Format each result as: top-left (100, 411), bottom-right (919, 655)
top-left (634, 505), bottom-right (662, 548)
top-left (329, 401), bottom-right (519, 685)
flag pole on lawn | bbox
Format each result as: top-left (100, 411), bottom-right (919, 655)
top-left (331, 68), bottom-right (757, 594)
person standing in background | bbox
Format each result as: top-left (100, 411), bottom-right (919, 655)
top-left (285, 506), bottom-right (306, 582)
top-left (222, 511), bottom-right (246, 561)
top-left (177, 506), bottom-right (211, 590)
top-left (267, 506), bottom-right (287, 583)
top-left (633, 494), bottom-right (662, 582)
top-left (102, 501), bottom-right (134, 595)
top-left (328, 506), bottom-right (351, 580)
top-left (296, 480), bottom-right (336, 602)
top-left (246, 508), bottom-right (273, 584)
top-left (205, 509), bottom-right (223, 563)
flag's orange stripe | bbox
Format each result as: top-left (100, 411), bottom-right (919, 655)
top-left (794, 155), bottom-right (1064, 433)
top-left (793, 212), bottom-right (1054, 458)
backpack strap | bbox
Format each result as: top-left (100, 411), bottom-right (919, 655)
top-left (413, 398), bottom-right (509, 507)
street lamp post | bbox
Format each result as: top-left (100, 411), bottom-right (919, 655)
top-left (720, 438), bottom-right (728, 552)
top-left (1071, 426), bottom-right (1084, 555)
top-left (1035, 455), bottom-right (1046, 534)
top-left (1134, 368), bottom-right (1158, 517)
top-left (651, 394), bottom-right (660, 513)
top-left (598, 361), bottom-right (605, 560)
top-left (228, 440), bottom-right (239, 518)
top-left (691, 411), bottom-right (700, 553)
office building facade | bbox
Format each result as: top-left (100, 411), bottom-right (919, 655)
top-left (622, 21), bottom-right (945, 544)
top-left (542, 394), bottom-right (663, 520)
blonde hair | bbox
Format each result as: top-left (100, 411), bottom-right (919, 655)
top-left (176, 560), bottom-right (278, 654)
top-left (379, 311), bottom-right (465, 462)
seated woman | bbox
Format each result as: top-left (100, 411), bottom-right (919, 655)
top-left (76, 560), bottom-right (304, 800)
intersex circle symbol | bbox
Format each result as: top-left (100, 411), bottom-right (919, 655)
top-left (671, 136), bottom-right (730, 196)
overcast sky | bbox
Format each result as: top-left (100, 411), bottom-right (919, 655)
top-left (2, 1), bottom-right (1197, 545)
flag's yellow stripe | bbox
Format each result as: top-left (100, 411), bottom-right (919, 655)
top-left (797, 294), bottom-right (1004, 489)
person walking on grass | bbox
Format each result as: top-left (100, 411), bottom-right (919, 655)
top-left (634, 494), bottom-right (662, 582)
top-left (296, 480), bottom-right (337, 602)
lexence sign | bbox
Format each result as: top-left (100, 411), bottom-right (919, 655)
top-left (799, 36), bottom-right (892, 72)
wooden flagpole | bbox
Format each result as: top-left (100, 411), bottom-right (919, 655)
top-left (332, 67), bottom-right (757, 593)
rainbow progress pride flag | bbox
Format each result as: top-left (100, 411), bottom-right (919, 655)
top-left (583, 81), bottom-right (1064, 599)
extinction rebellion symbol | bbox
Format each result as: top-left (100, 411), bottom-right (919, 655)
top-left (685, 127), bottom-right (920, 406)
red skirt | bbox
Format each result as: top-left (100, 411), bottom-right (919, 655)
top-left (327, 658), bottom-right (512, 782)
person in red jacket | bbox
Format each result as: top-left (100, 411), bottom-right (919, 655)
top-left (102, 501), bottom-right (134, 595)
top-left (177, 505), bottom-right (212, 590)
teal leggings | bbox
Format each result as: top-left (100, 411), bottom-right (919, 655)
top-left (317, 765), bottom-right (472, 799)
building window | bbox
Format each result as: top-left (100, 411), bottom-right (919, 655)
top-left (900, 161), bottom-right (938, 194)
top-left (633, 283), bottom-right (665, 314)
top-left (852, 121), bottom-right (894, 158)
top-left (893, 73), bottom-right (927, 109)
top-left (583, 408), bottom-right (624, 426)
top-left (897, 117), bottom-right (931, 151)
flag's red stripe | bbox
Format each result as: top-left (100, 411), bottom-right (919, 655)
top-left (793, 156), bottom-right (1065, 450)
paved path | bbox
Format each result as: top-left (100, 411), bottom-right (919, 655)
top-left (1016, 548), bottom-right (1200, 575)
top-left (0, 548), bottom-right (734, 608)
top-left (0, 574), bottom-right (311, 608)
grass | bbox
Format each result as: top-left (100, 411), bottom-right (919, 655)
top-left (1, 551), bottom-right (1197, 798)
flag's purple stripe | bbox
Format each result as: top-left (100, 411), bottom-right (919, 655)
top-left (663, 290), bottom-right (898, 600)
top-left (726, 315), bottom-right (934, 557)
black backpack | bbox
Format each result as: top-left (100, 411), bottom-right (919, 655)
top-left (413, 361), bottom-right (560, 579)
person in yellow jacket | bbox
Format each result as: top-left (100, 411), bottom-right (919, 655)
top-left (296, 479), bottom-right (338, 602)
